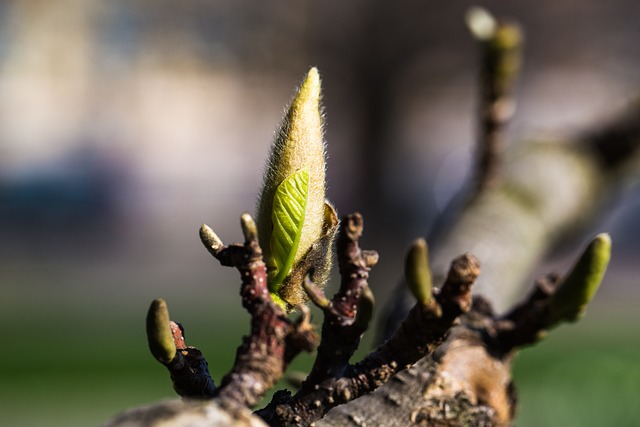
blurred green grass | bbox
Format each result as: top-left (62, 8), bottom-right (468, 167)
top-left (512, 303), bottom-right (640, 427)
top-left (1, 294), bottom-right (638, 427)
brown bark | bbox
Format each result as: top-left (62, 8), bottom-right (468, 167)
top-left (318, 298), bottom-right (516, 427)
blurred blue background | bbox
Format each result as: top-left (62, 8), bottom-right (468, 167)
top-left (1, 1), bottom-right (639, 426)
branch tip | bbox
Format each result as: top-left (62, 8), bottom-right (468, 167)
top-left (240, 213), bottom-right (258, 243)
top-left (362, 250), bottom-right (380, 268)
top-left (199, 223), bottom-right (224, 255)
top-left (405, 238), bottom-right (433, 306)
top-left (146, 298), bottom-right (177, 365)
top-left (438, 253), bottom-right (480, 314)
top-left (471, 9), bottom-right (523, 195)
top-left (449, 253), bottom-right (481, 289)
top-left (547, 233), bottom-right (611, 325)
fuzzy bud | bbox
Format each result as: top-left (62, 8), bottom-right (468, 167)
top-left (256, 68), bottom-right (337, 310)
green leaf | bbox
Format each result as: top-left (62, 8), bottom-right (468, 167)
top-left (269, 168), bottom-right (310, 291)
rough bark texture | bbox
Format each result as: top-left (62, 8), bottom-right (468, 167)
top-left (317, 299), bottom-right (515, 427)
top-left (103, 399), bottom-right (268, 427)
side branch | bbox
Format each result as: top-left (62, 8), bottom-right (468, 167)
top-left (467, 7), bottom-right (523, 194)
top-left (146, 299), bottom-right (217, 398)
top-left (259, 218), bottom-right (480, 427)
top-left (302, 212), bottom-right (379, 386)
top-left (200, 215), bottom-right (319, 410)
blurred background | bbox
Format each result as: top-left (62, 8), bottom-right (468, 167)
top-left (1, 1), bottom-right (639, 426)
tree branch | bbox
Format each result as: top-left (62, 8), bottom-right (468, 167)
top-left (258, 215), bottom-right (479, 426)
top-left (103, 7), bottom-right (640, 424)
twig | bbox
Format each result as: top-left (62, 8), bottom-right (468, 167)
top-left (199, 214), bottom-right (319, 410)
top-left (466, 7), bottom-right (523, 195)
top-left (496, 273), bottom-right (560, 350)
top-left (166, 321), bottom-right (218, 398)
top-left (146, 299), bottom-right (217, 398)
top-left (258, 215), bottom-right (480, 426)
top-left (302, 213), bottom-right (379, 386)
top-left (498, 234), bottom-right (611, 351)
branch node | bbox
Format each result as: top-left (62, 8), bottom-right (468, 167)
top-left (361, 250), bottom-right (380, 268)
top-left (343, 212), bottom-right (363, 241)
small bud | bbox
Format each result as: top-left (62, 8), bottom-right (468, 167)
top-left (487, 22), bottom-right (523, 86)
top-left (199, 223), bottom-right (223, 256)
top-left (353, 286), bottom-right (376, 333)
top-left (146, 298), bottom-right (177, 365)
top-left (547, 233), bottom-right (611, 325)
top-left (240, 213), bottom-right (258, 243)
top-left (405, 238), bottom-right (433, 306)
top-left (466, 7), bottom-right (523, 101)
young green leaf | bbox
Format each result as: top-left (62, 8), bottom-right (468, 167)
top-left (269, 168), bottom-right (310, 288)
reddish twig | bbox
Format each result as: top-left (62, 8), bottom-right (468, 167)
top-left (496, 273), bottom-right (561, 351)
top-left (301, 213), bottom-right (378, 386)
top-left (200, 215), bottom-right (319, 410)
top-left (146, 299), bottom-right (217, 398)
top-left (165, 321), bottom-right (218, 398)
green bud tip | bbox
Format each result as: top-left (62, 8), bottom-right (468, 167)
top-left (146, 298), bottom-right (177, 365)
top-left (548, 233), bottom-right (611, 325)
top-left (405, 238), bottom-right (433, 306)
top-left (491, 21), bottom-right (523, 52)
